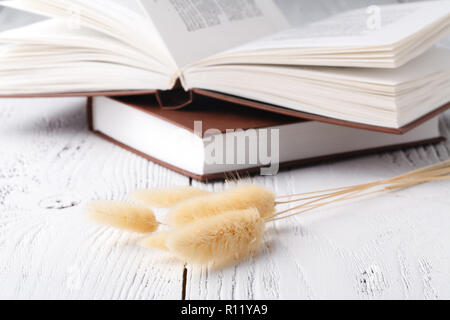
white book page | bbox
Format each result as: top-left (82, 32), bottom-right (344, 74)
top-left (185, 48), bottom-right (450, 95)
top-left (1, 0), bottom-right (177, 71)
top-left (0, 18), bottom-right (173, 94)
top-left (139, 0), bottom-right (289, 68)
top-left (109, 0), bottom-right (148, 15)
top-left (226, 0), bottom-right (450, 52)
top-left (184, 47), bottom-right (450, 127)
top-left (0, 18), bottom-right (168, 72)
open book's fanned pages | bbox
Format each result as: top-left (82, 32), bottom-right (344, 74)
top-left (139, 0), bottom-right (289, 67)
top-left (0, 90), bottom-right (158, 98)
top-left (88, 95), bottom-right (445, 181)
top-left (0, 0), bottom-right (288, 95)
top-left (0, 0), bottom-right (449, 133)
top-left (184, 47), bottom-right (450, 133)
top-left (203, 0), bottom-right (450, 68)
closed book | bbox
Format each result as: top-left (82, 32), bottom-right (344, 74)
top-left (88, 94), bottom-right (445, 181)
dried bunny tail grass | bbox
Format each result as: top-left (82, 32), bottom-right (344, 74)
top-left (166, 208), bottom-right (265, 266)
top-left (277, 159), bottom-right (450, 203)
top-left (130, 186), bottom-right (209, 208)
top-left (169, 184), bottom-right (275, 226)
top-left (87, 201), bottom-right (159, 234)
top-left (140, 231), bottom-right (171, 251)
top-left (270, 160), bottom-right (450, 222)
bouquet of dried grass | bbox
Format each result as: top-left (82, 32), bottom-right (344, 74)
top-left (87, 160), bottom-right (450, 267)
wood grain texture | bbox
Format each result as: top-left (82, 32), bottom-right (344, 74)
top-left (0, 98), bottom-right (188, 299)
top-left (187, 112), bottom-right (450, 300)
top-left (1, 0), bottom-right (450, 300)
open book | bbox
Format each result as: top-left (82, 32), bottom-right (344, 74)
top-left (1, 0), bottom-right (450, 131)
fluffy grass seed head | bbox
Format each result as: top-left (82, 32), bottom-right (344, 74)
top-left (169, 185), bottom-right (276, 226)
top-left (130, 186), bottom-right (209, 208)
top-left (87, 201), bottom-right (159, 234)
top-left (140, 231), bottom-right (171, 251)
top-left (166, 208), bottom-right (266, 266)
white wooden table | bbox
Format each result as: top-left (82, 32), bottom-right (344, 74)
top-left (1, 0), bottom-right (450, 300)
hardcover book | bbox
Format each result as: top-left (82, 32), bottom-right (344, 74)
top-left (88, 95), bottom-right (445, 181)
top-left (1, 0), bottom-right (449, 133)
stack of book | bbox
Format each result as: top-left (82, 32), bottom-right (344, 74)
top-left (0, 0), bottom-right (449, 180)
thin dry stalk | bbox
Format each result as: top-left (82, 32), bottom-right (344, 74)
top-left (276, 160), bottom-right (450, 203)
top-left (268, 189), bottom-right (383, 222)
top-left (269, 160), bottom-right (450, 222)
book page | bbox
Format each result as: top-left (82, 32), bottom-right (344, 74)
top-left (226, 1), bottom-right (450, 52)
top-left (0, 18), bottom-right (174, 94)
top-left (0, 18), bottom-right (166, 71)
top-left (184, 47), bottom-right (450, 128)
top-left (140, 0), bottom-right (289, 67)
top-left (109, 0), bottom-right (148, 15)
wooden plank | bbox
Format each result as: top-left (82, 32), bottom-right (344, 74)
top-left (187, 112), bottom-right (450, 299)
top-left (0, 97), bottom-right (188, 299)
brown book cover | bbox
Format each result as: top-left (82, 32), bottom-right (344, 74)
top-left (86, 94), bottom-right (445, 182)
top-left (191, 89), bottom-right (450, 135)
top-left (5, 88), bottom-right (450, 135)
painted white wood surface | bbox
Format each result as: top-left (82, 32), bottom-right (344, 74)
top-left (190, 117), bottom-right (450, 300)
top-left (0, 98), bottom-right (189, 299)
top-left (1, 0), bottom-right (450, 300)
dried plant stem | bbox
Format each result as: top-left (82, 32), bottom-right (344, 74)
top-left (275, 183), bottom-right (378, 205)
top-left (276, 185), bottom-right (354, 201)
top-left (277, 160), bottom-right (450, 200)
top-left (384, 176), bottom-right (450, 190)
top-left (273, 185), bottom-right (372, 217)
top-left (269, 160), bottom-right (450, 222)
top-left (268, 189), bottom-right (383, 223)
top-left (270, 186), bottom-right (378, 221)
